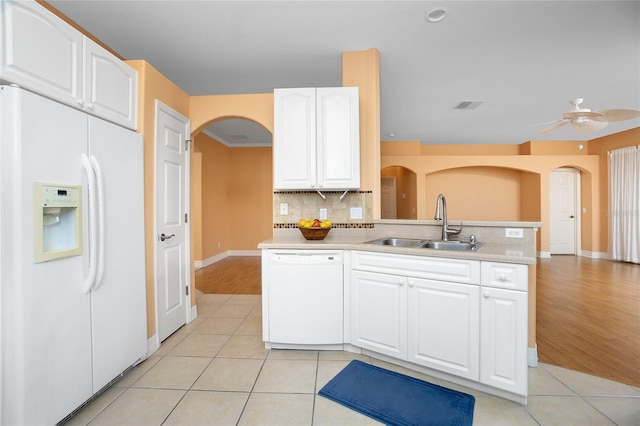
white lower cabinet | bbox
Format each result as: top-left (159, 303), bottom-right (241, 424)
top-left (408, 278), bottom-right (480, 380)
top-left (480, 286), bottom-right (528, 395)
top-left (351, 270), bottom-right (407, 359)
top-left (350, 251), bottom-right (528, 399)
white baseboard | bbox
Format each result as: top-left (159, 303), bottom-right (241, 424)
top-left (528, 345), bottom-right (538, 367)
top-left (538, 251), bottom-right (551, 258)
top-left (190, 304), bottom-right (198, 322)
top-left (194, 250), bottom-right (261, 269)
top-left (580, 250), bottom-right (609, 259)
top-left (147, 334), bottom-right (160, 356)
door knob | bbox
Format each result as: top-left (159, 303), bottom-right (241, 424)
top-left (569, 215), bottom-right (575, 219)
top-left (160, 233), bottom-right (175, 241)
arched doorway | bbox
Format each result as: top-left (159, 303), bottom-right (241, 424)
top-left (192, 117), bottom-right (273, 268)
top-left (381, 166), bottom-right (417, 219)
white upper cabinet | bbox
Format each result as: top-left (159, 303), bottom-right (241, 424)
top-left (1, 0), bottom-right (137, 130)
top-left (274, 87), bottom-right (360, 190)
top-left (0, 0), bottom-right (83, 103)
top-left (83, 38), bottom-right (137, 129)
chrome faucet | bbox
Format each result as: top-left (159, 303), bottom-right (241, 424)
top-left (434, 194), bottom-right (461, 241)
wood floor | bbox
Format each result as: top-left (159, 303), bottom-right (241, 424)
top-left (536, 255), bottom-right (639, 387)
top-left (195, 255), bottom-right (640, 386)
top-left (195, 256), bottom-right (262, 294)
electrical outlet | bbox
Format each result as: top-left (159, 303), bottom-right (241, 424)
top-left (505, 228), bottom-right (524, 238)
top-left (279, 203), bottom-right (288, 215)
top-left (319, 208), bottom-right (328, 220)
top-left (350, 207), bottom-right (363, 219)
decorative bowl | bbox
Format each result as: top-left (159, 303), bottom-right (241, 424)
top-left (298, 226), bottom-right (331, 240)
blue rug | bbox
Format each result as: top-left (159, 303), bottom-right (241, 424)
top-left (318, 360), bottom-right (475, 426)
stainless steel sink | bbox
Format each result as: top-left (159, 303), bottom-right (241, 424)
top-left (364, 237), bottom-right (481, 251)
top-left (364, 237), bottom-right (428, 248)
top-left (419, 240), bottom-right (481, 251)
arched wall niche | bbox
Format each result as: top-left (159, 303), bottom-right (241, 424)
top-left (422, 166), bottom-right (541, 222)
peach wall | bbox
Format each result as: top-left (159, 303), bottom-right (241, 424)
top-left (190, 94), bottom-right (274, 137)
top-left (126, 60), bottom-right (191, 338)
top-left (195, 133), bottom-right (231, 258)
top-left (422, 144), bottom-right (521, 156)
top-left (192, 149), bottom-right (203, 261)
top-left (425, 167), bottom-right (523, 221)
top-left (343, 49), bottom-right (381, 212)
top-left (194, 133), bottom-right (273, 261)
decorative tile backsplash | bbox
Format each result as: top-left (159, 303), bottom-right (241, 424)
top-left (273, 190), bottom-right (373, 228)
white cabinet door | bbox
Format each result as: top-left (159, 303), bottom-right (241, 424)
top-left (316, 87), bottom-right (360, 189)
top-left (0, 0), bottom-right (138, 130)
top-left (273, 88), bottom-right (316, 189)
top-left (408, 278), bottom-right (480, 380)
top-left (273, 87), bottom-right (359, 190)
top-left (351, 270), bottom-right (407, 359)
top-left (84, 38), bottom-right (137, 130)
top-left (1, 0), bottom-right (83, 104)
top-left (480, 287), bottom-right (528, 395)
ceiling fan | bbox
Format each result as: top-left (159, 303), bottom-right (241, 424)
top-left (536, 99), bottom-right (640, 134)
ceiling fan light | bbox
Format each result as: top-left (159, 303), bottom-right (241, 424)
top-left (571, 119), bottom-right (608, 132)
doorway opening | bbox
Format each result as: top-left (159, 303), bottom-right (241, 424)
top-left (381, 166), bottom-right (417, 219)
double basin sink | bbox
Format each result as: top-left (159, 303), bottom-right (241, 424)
top-left (365, 237), bottom-right (481, 251)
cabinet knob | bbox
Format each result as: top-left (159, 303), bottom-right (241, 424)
top-left (483, 291), bottom-right (490, 298)
top-left (408, 280), bottom-right (414, 287)
top-left (86, 103), bottom-right (95, 110)
top-left (77, 99), bottom-right (84, 106)
top-left (498, 273), bottom-right (507, 281)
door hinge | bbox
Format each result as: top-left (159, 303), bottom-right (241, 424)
top-left (185, 213), bottom-right (188, 223)
top-left (186, 285), bottom-right (189, 296)
top-left (185, 139), bottom-right (191, 151)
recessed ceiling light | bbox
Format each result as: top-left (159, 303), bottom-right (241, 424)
top-left (387, 133), bottom-right (396, 137)
top-left (425, 7), bottom-right (448, 23)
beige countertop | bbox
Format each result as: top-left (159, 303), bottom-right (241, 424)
top-left (258, 233), bottom-right (538, 265)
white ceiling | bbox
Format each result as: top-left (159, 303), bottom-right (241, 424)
top-left (49, 0), bottom-right (640, 146)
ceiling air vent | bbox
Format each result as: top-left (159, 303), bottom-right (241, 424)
top-left (455, 100), bottom-right (483, 110)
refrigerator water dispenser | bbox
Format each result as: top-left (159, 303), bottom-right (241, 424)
top-left (33, 183), bottom-right (82, 263)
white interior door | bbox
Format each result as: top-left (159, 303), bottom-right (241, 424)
top-left (155, 101), bottom-right (190, 342)
top-left (550, 169), bottom-right (578, 254)
top-left (381, 177), bottom-right (397, 219)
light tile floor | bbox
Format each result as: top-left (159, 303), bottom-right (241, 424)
top-left (66, 294), bottom-right (640, 426)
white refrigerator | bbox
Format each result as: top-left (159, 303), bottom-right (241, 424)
top-left (0, 85), bottom-right (147, 425)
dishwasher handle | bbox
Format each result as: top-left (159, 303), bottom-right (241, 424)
top-left (269, 252), bottom-right (343, 265)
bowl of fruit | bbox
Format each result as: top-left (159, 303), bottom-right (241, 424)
top-left (298, 218), bottom-right (332, 240)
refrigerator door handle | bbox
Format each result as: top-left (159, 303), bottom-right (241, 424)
top-left (90, 155), bottom-right (106, 291)
top-left (82, 154), bottom-right (97, 293)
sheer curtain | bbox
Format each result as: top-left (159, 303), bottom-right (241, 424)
top-left (608, 145), bottom-right (640, 264)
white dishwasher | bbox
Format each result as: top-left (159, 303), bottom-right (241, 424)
top-left (267, 250), bottom-right (344, 345)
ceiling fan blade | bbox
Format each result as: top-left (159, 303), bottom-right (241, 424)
top-left (531, 119), bottom-right (563, 127)
top-left (538, 120), bottom-right (570, 134)
top-left (571, 119), bottom-right (608, 132)
top-left (593, 108), bottom-right (640, 122)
